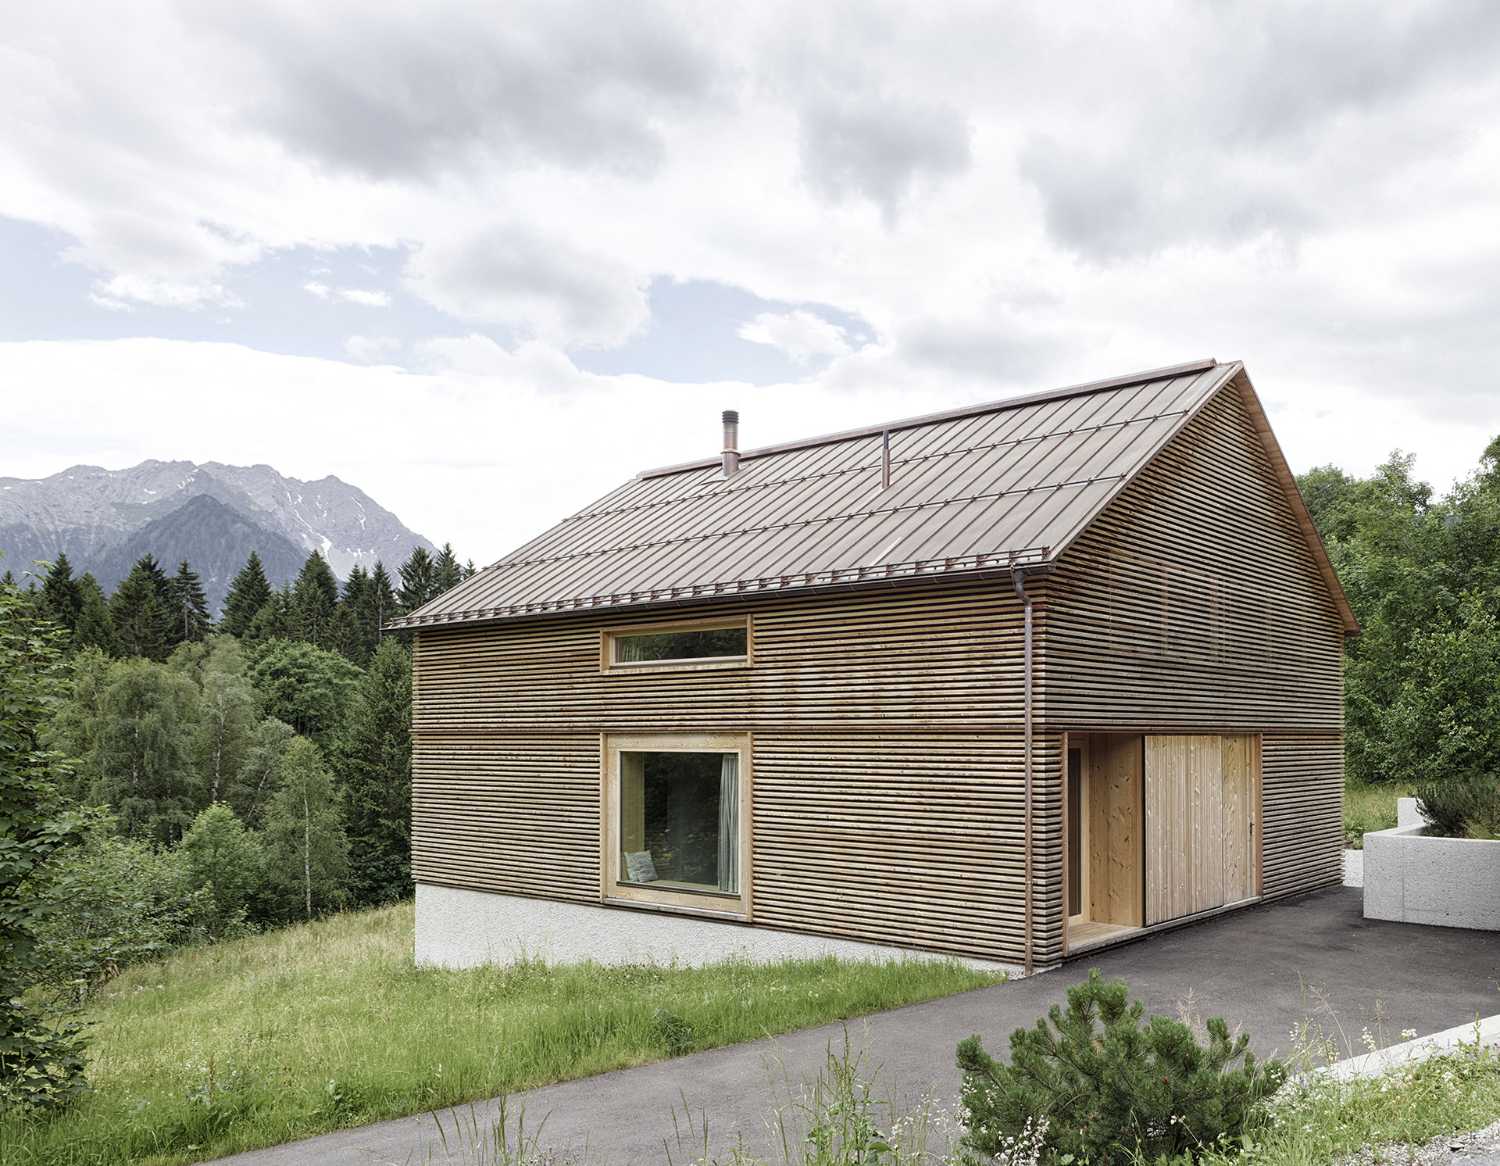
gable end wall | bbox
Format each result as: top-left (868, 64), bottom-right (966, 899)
top-left (1040, 381), bottom-right (1345, 911)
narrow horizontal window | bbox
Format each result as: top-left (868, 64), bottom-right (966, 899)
top-left (605, 620), bottom-right (749, 669)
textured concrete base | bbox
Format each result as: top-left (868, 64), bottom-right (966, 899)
top-left (1363, 798), bottom-right (1500, 930)
top-left (414, 884), bottom-right (1020, 974)
top-left (1342, 848), bottom-right (1363, 888)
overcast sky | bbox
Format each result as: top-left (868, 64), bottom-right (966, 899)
top-left (5, 1), bottom-right (1499, 562)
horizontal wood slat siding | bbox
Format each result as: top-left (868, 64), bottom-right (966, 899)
top-left (413, 580), bottom-right (1025, 732)
top-left (1043, 381), bottom-right (1345, 733)
top-left (1260, 731), bottom-right (1343, 899)
top-left (753, 733), bottom-right (1056, 963)
top-left (411, 578), bottom-right (1055, 963)
top-left (1046, 379), bottom-right (1345, 909)
top-left (412, 733), bottom-right (600, 903)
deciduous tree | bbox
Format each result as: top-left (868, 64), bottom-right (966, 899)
top-left (0, 575), bottom-right (87, 1108)
top-left (262, 737), bottom-right (349, 920)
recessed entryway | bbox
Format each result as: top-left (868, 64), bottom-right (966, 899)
top-left (1065, 731), bottom-right (1262, 954)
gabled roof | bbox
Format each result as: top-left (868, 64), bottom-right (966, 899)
top-left (390, 358), bottom-right (1357, 634)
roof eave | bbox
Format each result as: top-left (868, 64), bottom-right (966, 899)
top-left (383, 554), bottom-right (1057, 632)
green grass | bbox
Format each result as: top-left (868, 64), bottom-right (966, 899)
top-left (1343, 780), bottom-right (1412, 848)
top-left (1202, 1044), bottom-right (1500, 1166)
top-left (3, 902), bottom-right (1002, 1166)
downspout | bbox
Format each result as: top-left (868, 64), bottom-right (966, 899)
top-left (1011, 566), bottom-right (1035, 977)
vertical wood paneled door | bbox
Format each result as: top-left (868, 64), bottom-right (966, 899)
top-left (1145, 734), bottom-right (1258, 925)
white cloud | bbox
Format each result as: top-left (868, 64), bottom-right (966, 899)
top-left (337, 287), bottom-right (390, 307)
top-left (343, 334), bottom-right (402, 363)
top-left (89, 273), bottom-right (242, 311)
top-left (306, 281), bottom-right (390, 307)
top-left (405, 226), bottom-right (649, 348)
top-left (737, 310), bottom-right (852, 365)
top-left (1, 0), bottom-right (1498, 480)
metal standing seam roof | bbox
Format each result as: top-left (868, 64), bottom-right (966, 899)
top-left (390, 359), bottom-right (1248, 629)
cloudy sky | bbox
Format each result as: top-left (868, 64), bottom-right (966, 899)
top-left (5, 1), bottom-right (1499, 561)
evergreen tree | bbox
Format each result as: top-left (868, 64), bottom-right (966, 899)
top-left (335, 639), bottom-right (412, 905)
top-left (262, 737), bottom-right (349, 920)
top-left (432, 542), bottom-right (463, 596)
top-left (41, 552), bottom-right (83, 635)
top-left (463, 559), bottom-right (477, 580)
top-left (244, 585), bottom-right (295, 645)
top-left (330, 565), bottom-right (368, 664)
top-left (397, 546), bottom-right (436, 612)
top-left (108, 556), bottom-right (174, 661)
top-left (166, 560), bottom-right (211, 647)
top-left (221, 552), bottom-right (273, 638)
top-left (72, 574), bottom-right (116, 655)
top-left (334, 564), bottom-right (390, 665)
top-left (370, 561), bottom-right (396, 629)
top-left (291, 551), bottom-right (340, 648)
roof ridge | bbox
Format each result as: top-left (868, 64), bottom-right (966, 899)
top-left (635, 357), bottom-right (1219, 480)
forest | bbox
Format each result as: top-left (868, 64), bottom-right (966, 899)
top-left (4, 436), bottom-right (1500, 1111)
top-left (1, 541), bottom-right (468, 1107)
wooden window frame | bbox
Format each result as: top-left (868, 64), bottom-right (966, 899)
top-left (599, 615), bottom-right (753, 675)
top-left (600, 731), bottom-right (753, 920)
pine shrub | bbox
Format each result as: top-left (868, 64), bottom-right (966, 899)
top-left (956, 970), bottom-right (1285, 1164)
top-left (1416, 770), bottom-right (1500, 839)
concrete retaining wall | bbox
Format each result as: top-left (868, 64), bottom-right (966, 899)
top-left (1363, 798), bottom-right (1500, 931)
top-left (414, 884), bottom-right (1021, 974)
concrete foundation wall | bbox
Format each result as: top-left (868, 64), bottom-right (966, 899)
top-left (1363, 798), bottom-right (1500, 931)
top-left (415, 884), bottom-right (1021, 974)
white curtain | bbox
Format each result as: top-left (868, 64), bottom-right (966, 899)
top-left (717, 753), bottom-right (739, 894)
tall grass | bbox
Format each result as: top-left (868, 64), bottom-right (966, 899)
top-left (3, 902), bottom-right (1001, 1166)
top-left (1343, 780), bottom-right (1411, 848)
top-left (446, 1035), bottom-right (1500, 1166)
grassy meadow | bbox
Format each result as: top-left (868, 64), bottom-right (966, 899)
top-left (3, 902), bottom-right (1001, 1166)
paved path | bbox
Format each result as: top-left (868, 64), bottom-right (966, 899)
top-left (216, 889), bottom-right (1500, 1165)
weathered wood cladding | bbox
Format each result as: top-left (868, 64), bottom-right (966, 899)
top-left (413, 579), bottom-right (1028, 733)
top-left (1260, 732), bottom-right (1344, 898)
top-left (1043, 381), bottom-right (1345, 732)
top-left (412, 579), bottom-right (1059, 964)
top-left (1044, 380), bottom-right (1345, 911)
top-left (410, 374), bottom-right (1349, 967)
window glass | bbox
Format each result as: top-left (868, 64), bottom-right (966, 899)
top-left (618, 750), bottom-right (739, 895)
top-left (613, 625), bottom-right (747, 664)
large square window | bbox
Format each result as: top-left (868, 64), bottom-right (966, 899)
top-left (604, 734), bottom-right (749, 915)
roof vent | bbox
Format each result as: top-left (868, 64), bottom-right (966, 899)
top-left (722, 409), bottom-right (740, 478)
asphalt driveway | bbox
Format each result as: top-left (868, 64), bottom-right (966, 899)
top-left (216, 888), bottom-right (1500, 1165)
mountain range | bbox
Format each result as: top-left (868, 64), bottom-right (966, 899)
top-left (0, 460), bottom-right (435, 611)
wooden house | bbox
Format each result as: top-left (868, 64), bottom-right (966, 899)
top-left (390, 358), bottom-right (1356, 974)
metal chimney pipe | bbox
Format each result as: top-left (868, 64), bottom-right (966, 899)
top-left (722, 409), bottom-right (740, 478)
